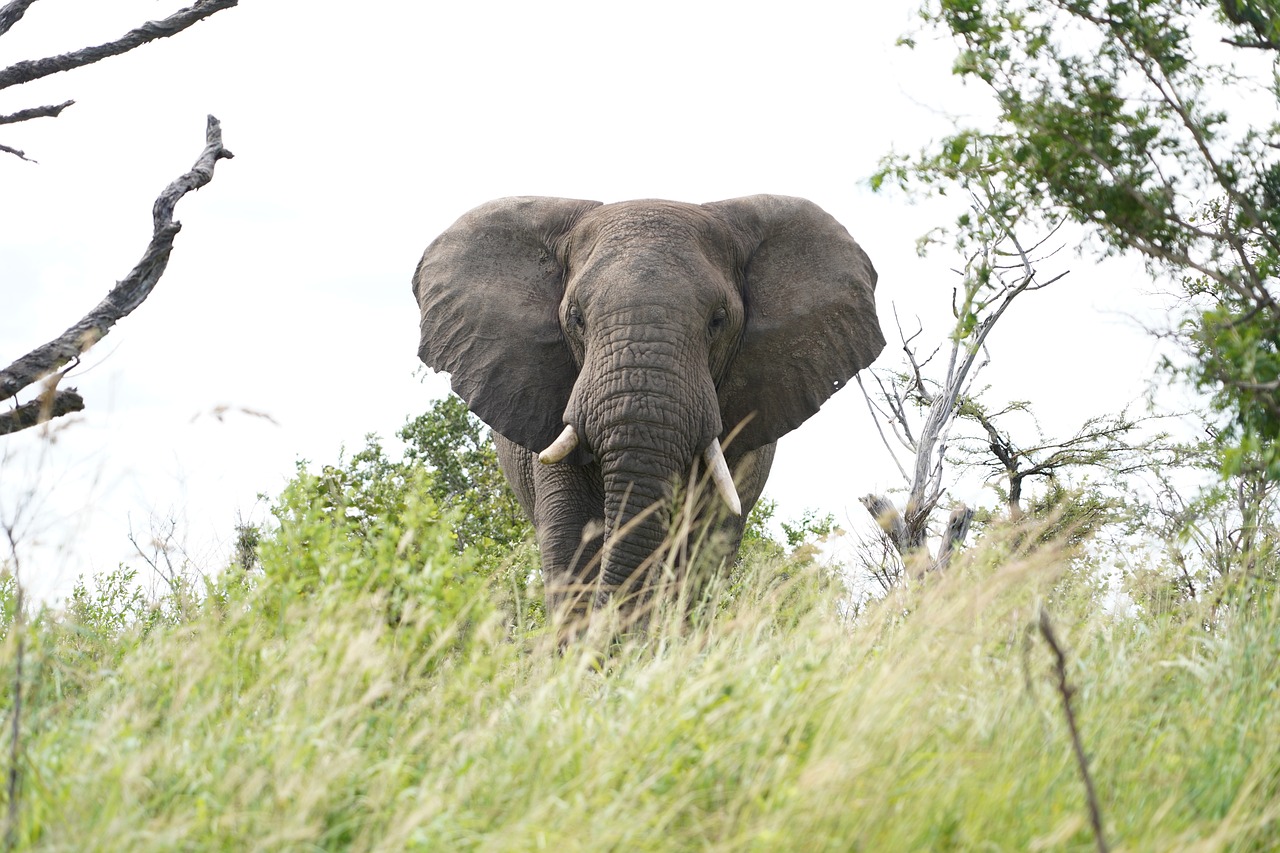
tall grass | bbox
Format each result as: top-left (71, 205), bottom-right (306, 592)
top-left (0, 506), bottom-right (1276, 850)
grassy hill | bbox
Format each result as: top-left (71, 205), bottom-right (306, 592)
top-left (0, 493), bottom-right (1276, 851)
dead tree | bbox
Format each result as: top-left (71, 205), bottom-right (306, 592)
top-left (859, 196), bottom-right (1066, 577)
top-left (0, 0), bottom-right (238, 436)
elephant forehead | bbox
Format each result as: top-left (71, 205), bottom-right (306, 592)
top-left (573, 201), bottom-right (736, 259)
top-left (568, 252), bottom-right (738, 316)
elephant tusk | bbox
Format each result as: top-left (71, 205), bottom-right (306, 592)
top-left (703, 439), bottom-right (742, 516)
top-left (538, 424), bottom-right (579, 464)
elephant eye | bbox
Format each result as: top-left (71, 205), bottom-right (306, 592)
top-left (708, 307), bottom-right (728, 335)
top-left (568, 304), bottom-right (585, 332)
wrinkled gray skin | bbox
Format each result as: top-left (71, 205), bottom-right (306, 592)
top-left (413, 195), bottom-right (884, 621)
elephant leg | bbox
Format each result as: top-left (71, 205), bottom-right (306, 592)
top-left (530, 461), bottom-right (606, 621)
top-left (494, 434), bottom-right (605, 621)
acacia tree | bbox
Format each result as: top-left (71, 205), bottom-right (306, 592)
top-left (0, 0), bottom-right (238, 436)
top-left (957, 401), bottom-right (1163, 518)
top-left (880, 0), bottom-right (1280, 478)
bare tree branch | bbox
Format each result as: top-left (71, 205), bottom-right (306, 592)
top-left (934, 504), bottom-right (974, 572)
top-left (0, 388), bottom-right (82, 436)
top-left (859, 494), bottom-right (910, 554)
top-left (857, 375), bottom-right (911, 482)
top-left (0, 0), bottom-right (238, 92)
top-left (860, 197), bottom-right (1063, 575)
top-left (0, 99), bottom-right (73, 126)
top-left (0, 115), bottom-right (233, 421)
top-left (0, 0), bottom-right (39, 39)
top-left (0, 141), bottom-right (31, 161)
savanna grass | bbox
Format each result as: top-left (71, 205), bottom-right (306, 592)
top-left (0, 510), bottom-right (1277, 850)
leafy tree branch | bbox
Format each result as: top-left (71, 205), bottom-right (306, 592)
top-left (883, 0), bottom-right (1280, 477)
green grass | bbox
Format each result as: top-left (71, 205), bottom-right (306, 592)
top-left (1, 512), bottom-right (1277, 851)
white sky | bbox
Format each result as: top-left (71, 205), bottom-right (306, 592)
top-left (0, 1), bottom-right (1170, 601)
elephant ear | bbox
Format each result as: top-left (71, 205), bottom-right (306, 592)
top-left (705, 195), bottom-right (885, 453)
top-left (413, 196), bottom-right (602, 452)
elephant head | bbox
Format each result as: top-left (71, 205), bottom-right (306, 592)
top-left (413, 195), bottom-right (883, 603)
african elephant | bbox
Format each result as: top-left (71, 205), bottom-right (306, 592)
top-left (413, 195), bottom-right (884, 621)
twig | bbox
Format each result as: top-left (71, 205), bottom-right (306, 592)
top-left (1038, 608), bottom-right (1109, 853)
top-left (857, 374), bottom-right (910, 482)
top-left (0, 115), bottom-right (234, 414)
top-left (0, 142), bottom-right (30, 162)
top-left (0, 0), bottom-right (238, 92)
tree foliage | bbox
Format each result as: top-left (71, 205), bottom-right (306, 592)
top-left (271, 396), bottom-right (532, 569)
top-left (398, 396), bottom-right (530, 554)
top-left (880, 0), bottom-right (1280, 477)
top-left (1128, 435), bottom-right (1280, 611)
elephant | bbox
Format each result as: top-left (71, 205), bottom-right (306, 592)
top-left (412, 195), bottom-right (884, 623)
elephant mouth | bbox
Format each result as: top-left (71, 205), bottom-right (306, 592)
top-left (538, 424), bottom-right (741, 516)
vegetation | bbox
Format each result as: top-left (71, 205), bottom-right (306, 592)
top-left (0, 403), bottom-right (1274, 850)
top-left (2, 1), bottom-right (1278, 848)
top-left (879, 0), bottom-right (1280, 479)
top-left (0, 498), bottom-right (1275, 849)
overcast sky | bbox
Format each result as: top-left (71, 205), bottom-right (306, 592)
top-left (0, 1), bottom-right (1170, 601)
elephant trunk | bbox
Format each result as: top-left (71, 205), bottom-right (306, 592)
top-left (598, 443), bottom-right (679, 596)
top-left (578, 366), bottom-right (722, 600)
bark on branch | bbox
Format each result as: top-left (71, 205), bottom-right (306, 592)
top-left (0, 388), bottom-right (83, 436)
top-left (0, 100), bottom-right (74, 126)
top-left (0, 116), bottom-right (232, 433)
top-left (0, 0), bottom-right (39, 39)
top-left (0, 0), bottom-right (238, 92)
top-left (934, 504), bottom-right (974, 572)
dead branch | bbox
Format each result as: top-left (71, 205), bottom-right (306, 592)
top-left (0, 0), bottom-right (238, 92)
top-left (0, 115), bottom-right (233, 433)
top-left (857, 375), bottom-right (911, 482)
top-left (860, 202), bottom-right (1063, 578)
top-left (0, 0), bottom-right (38, 39)
top-left (0, 388), bottom-right (82, 436)
top-left (0, 99), bottom-right (73, 126)
top-left (1038, 608), bottom-right (1109, 853)
top-left (933, 504), bottom-right (973, 572)
top-left (0, 141), bottom-right (30, 161)
top-left (859, 494), bottom-right (909, 554)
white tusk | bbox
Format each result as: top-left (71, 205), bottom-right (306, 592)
top-left (538, 424), bottom-right (579, 464)
top-left (703, 438), bottom-right (742, 516)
